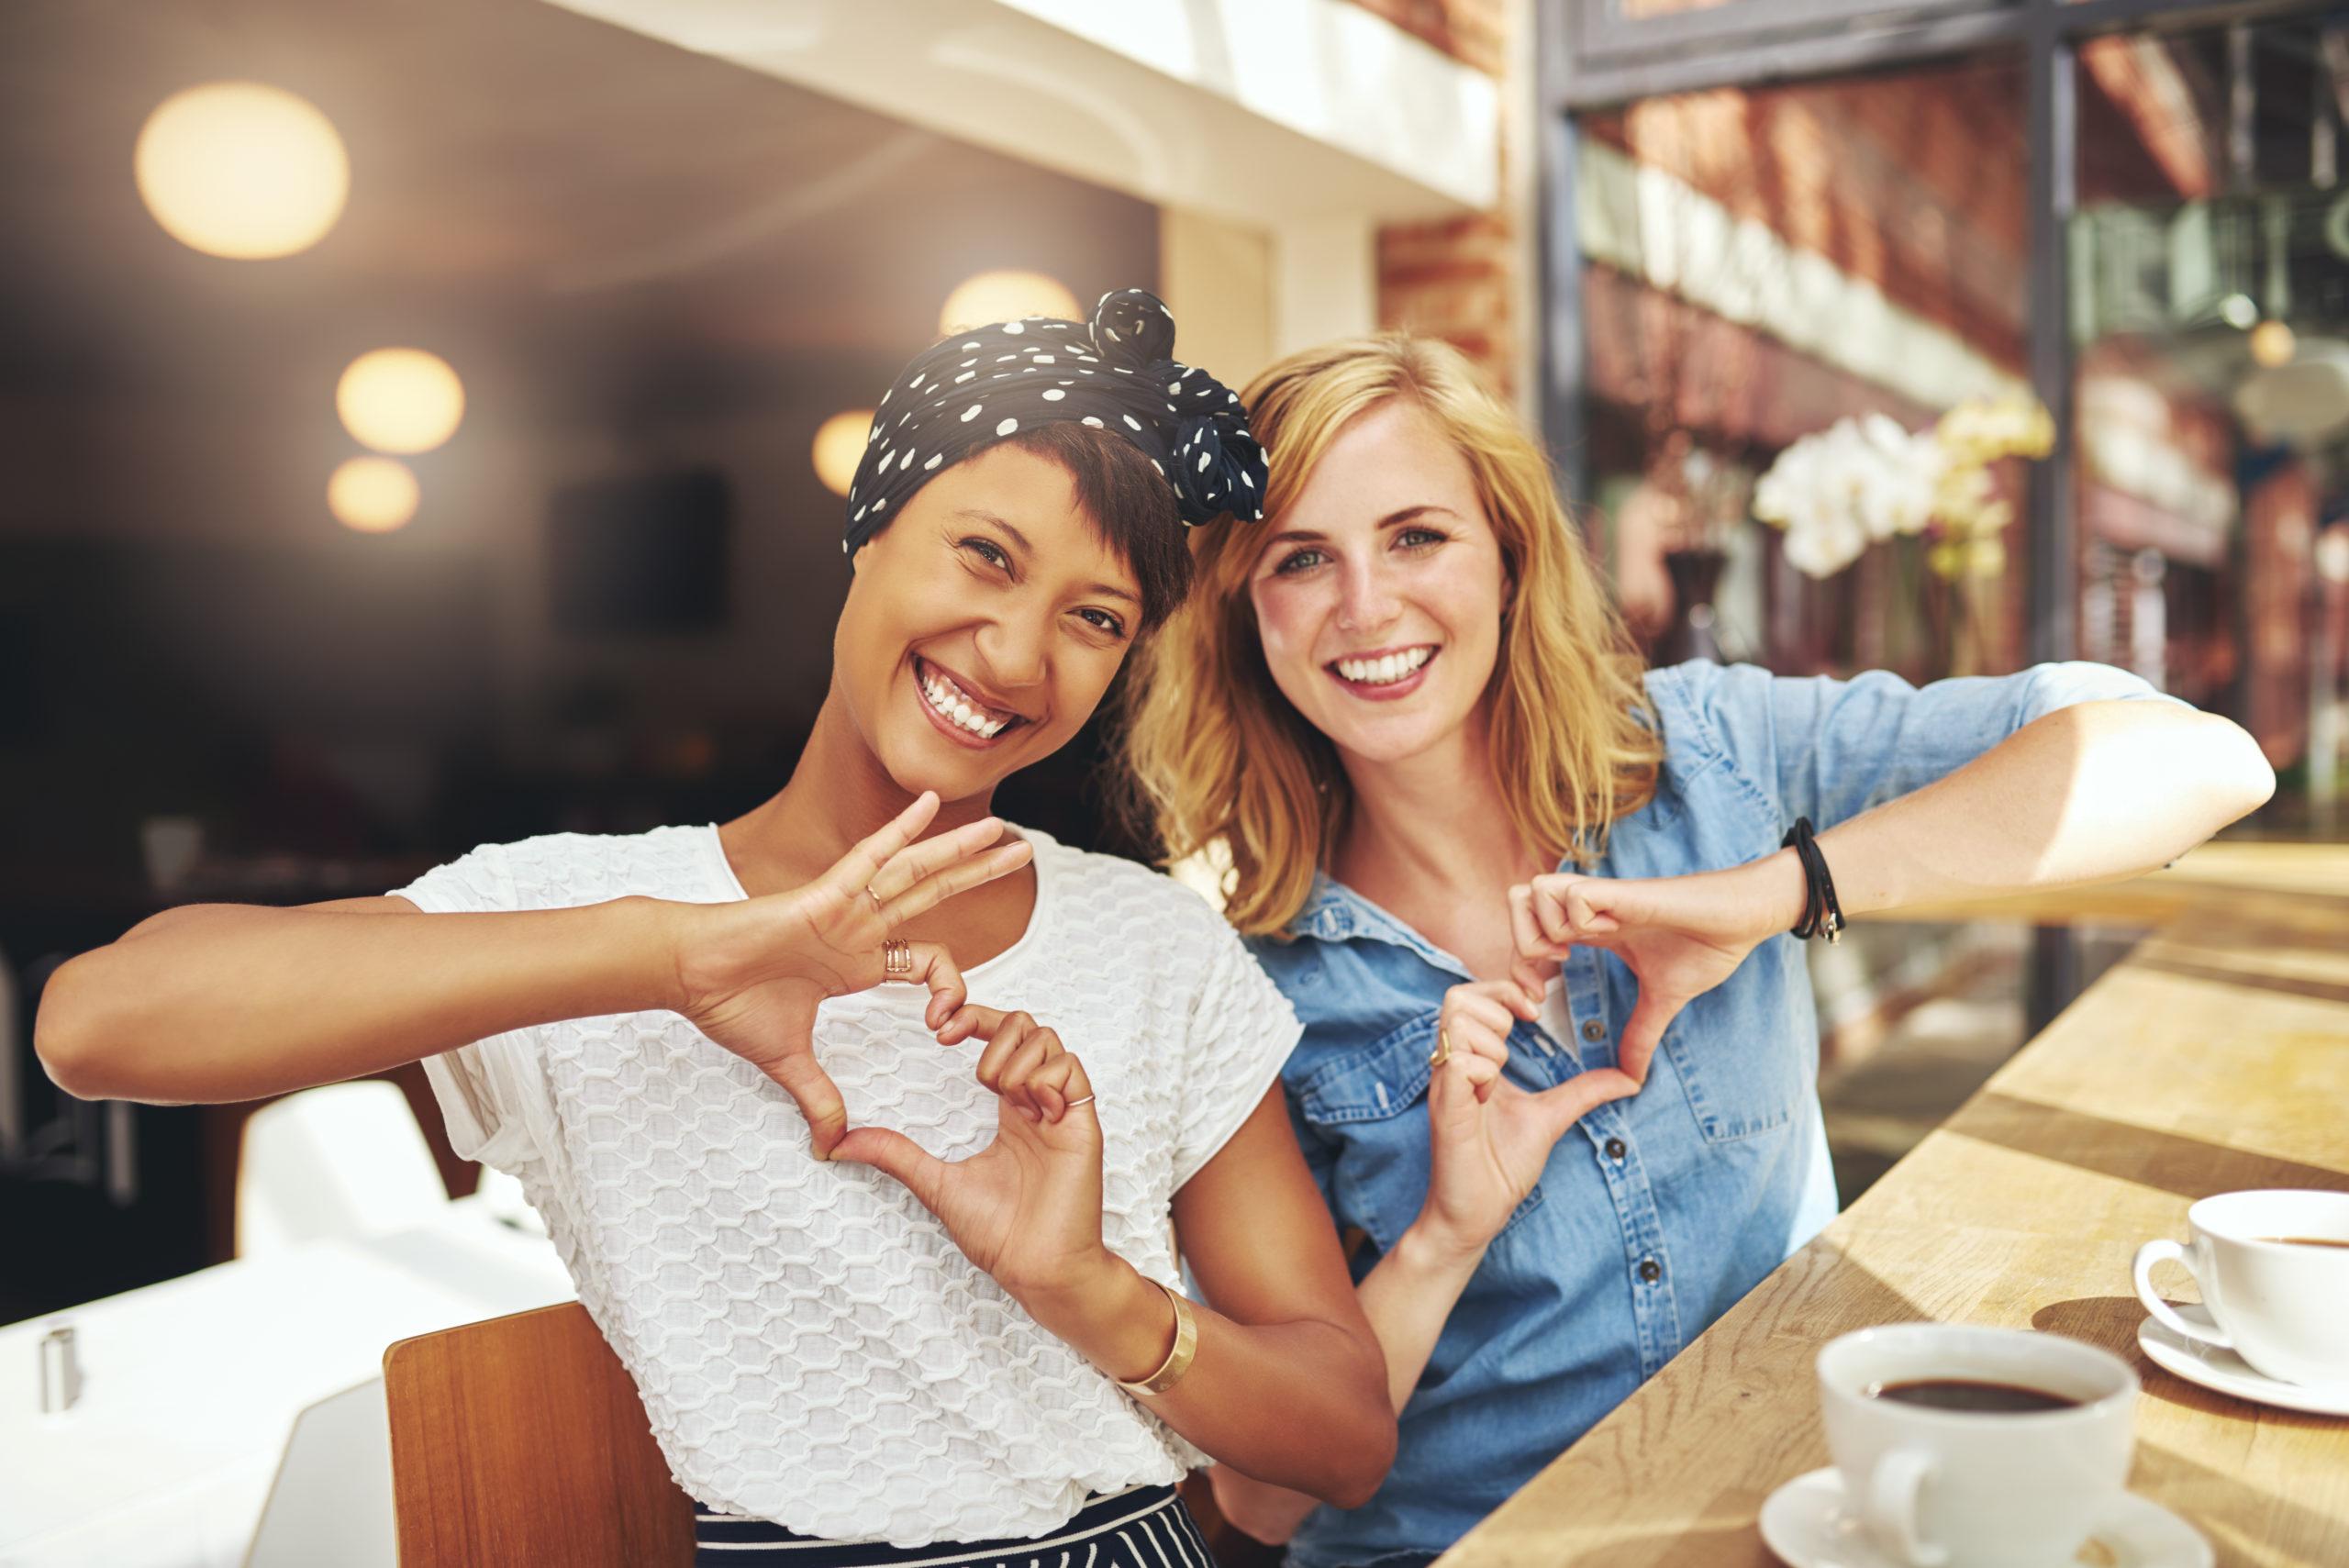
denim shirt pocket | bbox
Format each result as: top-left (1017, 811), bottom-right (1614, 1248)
top-left (1293, 1012), bottom-right (1545, 1252)
top-left (1657, 976), bottom-right (1803, 1143)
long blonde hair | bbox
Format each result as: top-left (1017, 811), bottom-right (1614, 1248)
top-left (1121, 334), bottom-right (1662, 936)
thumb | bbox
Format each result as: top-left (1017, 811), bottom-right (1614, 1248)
top-left (829, 1126), bottom-right (952, 1210)
top-left (1616, 988), bottom-right (1686, 1085)
top-left (1426, 1055), bottom-right (1484, 1150)
top-left (767, 1051), bottom-right (851, 1161)
top-left (1528, 1067), bottom-right (1641, 1140)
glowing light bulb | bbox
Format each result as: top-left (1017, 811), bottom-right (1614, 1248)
top-left (337, 349), bottom-right (465, 454)
top-left (812, 409), bottom-right (876, 497)
top-left (940, 271), bottom-right (1081, 334)
top-left (2249, 319), bottom-right (2296, 368)
top-left (135, 83), bottom-right (349, 260)
top-left (328, 456), bottom-right (418, 533)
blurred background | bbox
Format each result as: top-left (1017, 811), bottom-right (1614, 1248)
top-left (2, 0), bottom-right (2343, 1327)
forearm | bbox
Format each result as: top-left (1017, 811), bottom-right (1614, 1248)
top-left (35, 897), bottom-right (683, 1105)
top-left (1026, 1252), bottom-right (1394, 1507)
top-left (1206, 1218), bottom-right (1483, 1539)
top-left (1809, 702), bottom-right (2274, 917)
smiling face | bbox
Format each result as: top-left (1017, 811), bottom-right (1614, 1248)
top-left (1245, 397), bottom-right (1510, 770)
top-left (834, 440), bottom-right (1147, 804)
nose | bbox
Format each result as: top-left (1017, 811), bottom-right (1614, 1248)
top-left (974, 606), bottom-right (1050, 695)
top-left (1334, 551), bottom-right (1402, 636)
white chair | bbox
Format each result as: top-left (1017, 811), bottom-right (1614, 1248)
top-left (237, 1083), bottom-right (451, 1259)
top-left (246, 1378), bottom-right (397, 1568)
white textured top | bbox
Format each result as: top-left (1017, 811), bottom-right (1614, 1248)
top-left (394, 823), bottom-right (1299, 1546)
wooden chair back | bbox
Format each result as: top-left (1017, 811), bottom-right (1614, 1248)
top-left (384, 1301), bottom-right (693, 1567)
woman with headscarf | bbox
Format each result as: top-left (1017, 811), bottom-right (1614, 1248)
top-left (1120, 333), bottom-right (2274, 1568)
top-left (38, 292), bottom-right (1395, 1567)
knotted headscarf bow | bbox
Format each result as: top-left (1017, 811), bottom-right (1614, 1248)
top-left (842, 287), bottom-right (1265, 556)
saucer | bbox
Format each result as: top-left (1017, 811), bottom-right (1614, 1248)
top-left (1758, 1466), bottom-right (2210, 1568)
top-left (2138, 1307), bottom-right (2349, 1417)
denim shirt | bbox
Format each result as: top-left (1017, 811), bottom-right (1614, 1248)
top-left (1251, 660), bottom-right (2178, 1568)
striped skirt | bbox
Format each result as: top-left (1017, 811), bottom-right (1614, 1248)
top-left (693, 1484), bottom-right (1218, 1568)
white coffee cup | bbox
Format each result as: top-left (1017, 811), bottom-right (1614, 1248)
top-left (2133, 1188), bottom-right (2349, 1387)
top-left (1817, 1324), bottom-right (2138, 1568)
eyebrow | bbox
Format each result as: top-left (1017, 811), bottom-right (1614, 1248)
top-left (1263, 504), bottom-right (1462, 548)
top-left (954, 508), bottom-right (1141, 608)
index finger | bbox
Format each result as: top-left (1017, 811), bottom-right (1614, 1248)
top-left (819, 791), bottom-right (941, 900)
top-left (1508, 952), bottom-right (1554, 1012)
top-left (1531, 880), bottom-right (1574, 945)
top-left (868, 815), bottom-right (1010, 904)
top-left (932, 1001), bottom-right (1008, 1046)
top-left (899, 944), bottom-right (967, 1030)
top-left (1508, 884), bottom-right (1551, 962)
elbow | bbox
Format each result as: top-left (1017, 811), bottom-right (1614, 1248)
top-left (1321, 1418), bottom-right (1397, 1510)
top-left (1314, 1364), bottom-right (1397, 1509)
top-left (2202, 716), bottom-right (2277, 827)
top-left (2233, 737), bottom-right (2277, 821)
top-left (33, 949), bottom-right (152, 1103)
top-left (32, 951), bottom-right (109, 1100)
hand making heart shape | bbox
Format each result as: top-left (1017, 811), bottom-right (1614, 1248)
top-left (1508, 862), bottom-right (1790, 1085)
top-left (831, 1004), bottom-right (1108, 1300)
top-left (667, 790), bottom-right (1032, 1158)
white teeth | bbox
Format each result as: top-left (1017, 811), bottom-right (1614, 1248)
top-left (1335, 647), bottom-right (1434, 684)
top-left (919, 663), bottom-right (1013, 739)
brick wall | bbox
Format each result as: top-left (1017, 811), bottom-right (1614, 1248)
top-left (1341, 0), bottom-right (1526, 400)
top-left (1339, 0), bottom-right (1506, 76)
top-left (1585, 60), bottom-right (2032, 374)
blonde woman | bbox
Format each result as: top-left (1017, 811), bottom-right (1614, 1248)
top-left (1122, 334), bottom-right (2274, 1568)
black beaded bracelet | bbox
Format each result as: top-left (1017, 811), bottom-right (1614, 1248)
top-left (1780, 816), bottom-right (1844, 942)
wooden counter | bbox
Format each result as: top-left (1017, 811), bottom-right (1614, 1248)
top-left (1440, 843), bottom-right (2349, 1568)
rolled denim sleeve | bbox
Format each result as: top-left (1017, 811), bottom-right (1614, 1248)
top-left (1664, 658), bottom-right (2188, 833)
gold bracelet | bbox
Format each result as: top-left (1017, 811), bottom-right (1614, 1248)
top-left (1115, 1280), bottom-right (1197, 1397)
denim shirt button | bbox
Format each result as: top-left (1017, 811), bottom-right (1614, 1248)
top-left (1605, 1137), bottom-right (1628, 1162)
top-left (1580, 1018), bottom-right (1605, 1042)
top-left (1638, 1257), bottom-right (1663, 1284)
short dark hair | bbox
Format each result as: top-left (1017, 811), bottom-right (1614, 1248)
top-left (999, 423), bottom-right (1193, 629)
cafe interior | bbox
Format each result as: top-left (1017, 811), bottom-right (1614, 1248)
top-left (3, 0), bottom-right (2344, 1565)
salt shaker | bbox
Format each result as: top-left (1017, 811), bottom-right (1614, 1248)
top-left (38, 1323), bottom-right (79, 1413)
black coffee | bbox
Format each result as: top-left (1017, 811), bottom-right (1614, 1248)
top-left (1866, 1378), bottom-right (2081, 1414)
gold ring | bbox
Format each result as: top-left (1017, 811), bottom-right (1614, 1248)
top-left (1430, 1025), bottom-right (1453, 1069)
top-left (882, 936), bottom-right (912, 977)
top-left (866, 885), bottom-right (885, 916)
top-left (1063, 1094), bottom-right (1097, 1109)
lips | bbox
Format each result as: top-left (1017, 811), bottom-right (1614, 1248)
top-left (1324, 644), bottom-right (1439, 701)
top-left (913, 654), bottom-right (1030, 746)
top-left (1330, 645), bottom-right (1436, 685)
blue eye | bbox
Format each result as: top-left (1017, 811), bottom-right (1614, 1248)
top-left (1398, 528), bottom-right (1446, 550)
top-left (1273, 548), bottom-right (1326, 575)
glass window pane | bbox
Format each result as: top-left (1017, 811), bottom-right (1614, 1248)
top-left (1573, 55), bottom-right (2030, 681)
top-left (2072, 17), bottom-right (2347, 813)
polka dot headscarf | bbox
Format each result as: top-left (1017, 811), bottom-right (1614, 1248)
top-left (842, 287), bottom-right (1267, 557)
